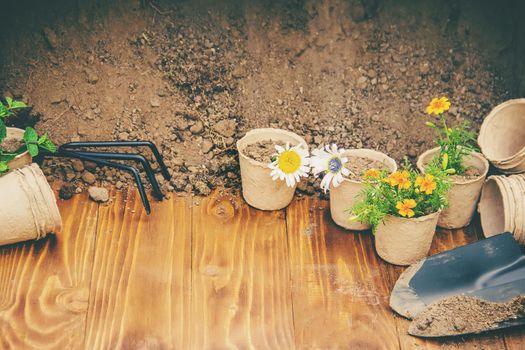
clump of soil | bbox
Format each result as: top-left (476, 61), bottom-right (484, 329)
top-left (451, 166), bottom-right (482, 182)
top-left (243, 140), bottom-right (287, 163)
top-left (409, 295), bottom-right (525, 337)
top-left (345, 156), bottom-right (389, 181)
top-left (0, 137), bottom-right (24, 153)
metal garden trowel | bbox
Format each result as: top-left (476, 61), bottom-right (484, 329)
top-left (390, 233), bottom-right (525, 337)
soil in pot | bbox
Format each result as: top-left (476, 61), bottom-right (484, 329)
top-left (0, 137), bottom-right (24, 153)
top-left (450, 166), bottom-right (481, 182)
top-left (344, 156), bottom-right (389, 181)
top-left (243, 140), bottom-right (287, 164)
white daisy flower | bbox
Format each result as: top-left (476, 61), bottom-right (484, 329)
top-left (268, 142), bottom-right (310, 187)
top-left (310, 144), bottom-right (351, 192)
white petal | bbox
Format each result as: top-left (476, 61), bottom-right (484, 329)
top-left (341, 167), bottom-right (351, 177)
top-left (275, 145), bottom-right (284, 153)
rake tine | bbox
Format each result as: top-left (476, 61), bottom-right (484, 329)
top-left (60, 141), bottom-right (171, 180)
top-left (68, 151), bottom-right (164, 200)
top-left (55, 149), bottom-right (151, 214)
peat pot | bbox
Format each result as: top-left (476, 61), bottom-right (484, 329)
top-left (478, 99), bottom-right (525, 174)
top-left (0, 164), bottom-right (62, 246)
top-left (478, 175), bottom-right (525, 245)
top-left (237, 128), bottom-right (308, 210)
top-left (4, 127), bottom-right (32, 172)
top-left (330, 149), bottom-right (397, 230)
top-left (417, 147), bottom-right (489, 229)
top-left (375, 212), bottom-right (440, 266)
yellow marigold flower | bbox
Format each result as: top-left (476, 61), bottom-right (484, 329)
top-left (363, 168), bottom-right (380, 179)
top-left (415, 174), bottom-right (437, 195)
top-left (396, 199), bottom-right (417, 218)
top-left (426, 96), bottom-right (451, 116)
top-left (387, 170), bottom-right (411, 189)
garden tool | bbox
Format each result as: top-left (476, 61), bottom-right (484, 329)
top-left (47, 140), bottom-right (171, 214)
top-left (390, 233), bottom-right (525, 337)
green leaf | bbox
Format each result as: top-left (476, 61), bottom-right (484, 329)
top-left (0, 119), bottom-right (6, 143)
top-left (24, 127), bottom-right (38, 143)
top-left (0, 153), bottom-right (16, 162)
top-left (9, 100), bottom-right (28, 110)
top-left (27, 143), bottom-right (39, 157)
top-left (0, 103), bottom-right (10, 118)
top-left (0, 161), bottom-right (9, 174)
top-left (5, 96), bottom-right (13, 108)
top-left (38, 133), bottom-right (57, 153)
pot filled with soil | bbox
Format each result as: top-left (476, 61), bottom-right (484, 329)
top-left (375, 211), bottom-right (440, 266)
top-left (330, 149), bottom-right (397, 230)
top-left (351, 165), bottom-right (450, 266)
top-left (417, 147), bottom-right (489, 229)
top-left (478, 99), bottom-right (525, 174)
top-left (237, 128), bottom-right (308, 210)
top-left (1, 127), bottom-right (32, 171)
top-left (0, 163), bottom-right (62, 246)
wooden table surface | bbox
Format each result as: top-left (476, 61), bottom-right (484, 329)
top-left (0, 189), bottom-right (524, 349)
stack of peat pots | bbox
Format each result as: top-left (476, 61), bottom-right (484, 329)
top-left (479, 175), bottom-right (525, 244)
top-left (478, 99), bottom-right (525, 244)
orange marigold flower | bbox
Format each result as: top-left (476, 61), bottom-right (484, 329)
top-left (396, 199), bottom-right (417, 218)
top-left (426, 96), bottom-right (451, 116)
top-left (415, 174), bottom-right (437, 195)
top-left (387, 170), bottom-right (411, 189)
top-left (363, 168), bottom-right (380, 179)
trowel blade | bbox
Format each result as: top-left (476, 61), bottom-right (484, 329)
top-left (390, 233), bottom-right (525, 336)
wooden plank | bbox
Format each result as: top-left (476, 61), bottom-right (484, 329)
top-left (286, 197), bottom-right (400, 349)
top-left (191, 191), bottom-right (295, 349)
top-left (0, 192), bottom-right (98, 349)
top-left (84, 189), bottom-right (192, 349)
top-left (385, 222), bottom-right (507, 349)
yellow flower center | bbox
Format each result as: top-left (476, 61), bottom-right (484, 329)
top-left (277, 150), bottom-right (301, 174)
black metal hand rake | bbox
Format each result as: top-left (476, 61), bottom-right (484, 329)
top-left (47, 141), bottom-right (171, 214)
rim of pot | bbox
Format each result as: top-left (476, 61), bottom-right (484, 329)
top-left (236, 128), bottom-right (308, 168)
top-left (340, 148), bottom-right (397, 184)
top-left (5, 127), bottom-right (30, 160)
top-left (416, 147), bottom-right (489, 184)
top-left (478, 98), bottom-right (525, 162)
top-left (383, 210), bottom-right (441, 223)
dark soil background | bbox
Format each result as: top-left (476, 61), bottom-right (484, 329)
top-left (0, 0), bottom-right (522, 197)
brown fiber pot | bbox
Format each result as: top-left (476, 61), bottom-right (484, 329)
top-left (417, 147), bottom-right (489, 229)
top-left (375, 212), bottom-right (440, 266)
top-left (237, 128), bottom-right (308, 210)
top-left (4, 127), bottom-right (32, 172)
top-left (478, 99), bottom-right (525, 174)
top-left (330, 149), bottom-right (397, 230)
top-left (0, 164), bottom-right (62, 246)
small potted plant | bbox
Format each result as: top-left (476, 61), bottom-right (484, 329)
top-left (417, 97), bottom-right (489, 229)
top-left (310, 144), bottom-right (397, 230)
top-left (351, 163), bottom-right (451, 265)
top-left (237, 128), bottom-right (309, 210)
top-left (0, 97), bottom-right (57, 175)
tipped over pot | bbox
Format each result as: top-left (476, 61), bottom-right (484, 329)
top-left (3, 127), bottom-right (32, 172)
top-left (375, 212), bottom-right (440, 266)
top-left (478, 175), bottom-right (525, 245)
top-left (0, 164), bottom-right (61, 246)
top-left (478, 99), bottom-right (525, 174)
top-left (237, 128), bottom-right (308, 210)
top-left (417, 147), bottom-right (489, 229)
top-left (330, 149), bottom-right (397, 230)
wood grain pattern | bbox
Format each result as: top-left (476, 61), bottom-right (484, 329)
top-left (1, 190), bottom-right (524, 349)
top-left (83, 189), bottom-right (192, 350)
top-left (191, 191), bottom-right (295, 349)
top-left (286, 197), bottom-right (400, 349)
top-left (0, 193), bottom-right (98, 350)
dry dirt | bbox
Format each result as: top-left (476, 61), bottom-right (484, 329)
top-left (409, 295), bottom-right (525, 337)
top-left (0, 0), bottom-right (517, 197)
